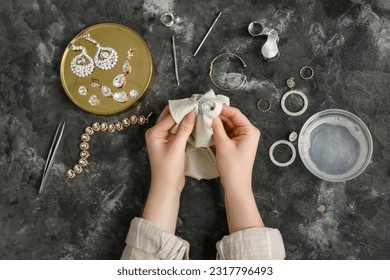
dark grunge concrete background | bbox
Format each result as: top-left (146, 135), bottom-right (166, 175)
top-left (0, 0), bottom-right (389, 259)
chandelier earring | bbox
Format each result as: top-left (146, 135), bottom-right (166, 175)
top-left (69, 43), bottom-right (94, 77)
top-left (83, 33), bottom-right (118, 70)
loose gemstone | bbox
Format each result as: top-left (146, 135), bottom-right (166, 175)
top-left (113, 91), bottom-right (128, 103)
top-left (89, 95), bottom-right (100, 106)
top-left (91, 82), bottom-right (101, 88)
top-left (129, 89), bottom-right (139, 99)
top-left (122, 118), bottom-right (130, 127)
top-left (113, 74), bottom-right (125, 88)
top-left (100, 122), bottom-right (108, 131)
top-left (102, 86), bottom-right (112, 97)
top-left (85, 126), bottom-right (94, 135)
top-left (78, 86), bottom-right (87, 96)
top-left (92, 122), bottom-right (100, 131)
top-left (81, 134), bottom-right (90, 142)
top-left (80, 151), bottom-right (90, 159)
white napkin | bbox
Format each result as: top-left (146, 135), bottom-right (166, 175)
top-left (169, 89), bottom-right (230, 180)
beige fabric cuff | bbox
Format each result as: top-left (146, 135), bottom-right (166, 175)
top-left (121, 217), bottom-right (190, 260)
top-left (216, 227), bottom-right (286, 260)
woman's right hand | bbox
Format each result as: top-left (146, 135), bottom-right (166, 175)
top-left (212, 106), bottom-right (260, 191)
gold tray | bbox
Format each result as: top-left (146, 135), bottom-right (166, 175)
top-left (60, 23), bottom-right (153, 115)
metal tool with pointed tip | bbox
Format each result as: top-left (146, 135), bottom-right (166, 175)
top-left (38, 121), bottom-right (65, 194)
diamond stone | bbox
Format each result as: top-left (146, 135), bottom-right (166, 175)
top-left (101, 86), bottom-right (112, 97)
top-left (100, 51), bottom-right (109, 59)
top-left (113, 91), bottom-right (128, 103)
top-left (129, 89), bottom-right (139, 99)
top-left (113, 74), bottom-right (125, 88)
top-left (89, 95), bottom-right (100, 106)
top-left (198, 99), bottom-right (213, 113)
top-left (78, 86), bottom-right (87, 96)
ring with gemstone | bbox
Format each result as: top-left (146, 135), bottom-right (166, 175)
top-left (160, 12), bottom-right (176, 27)
top-left (248, 21), bottom-right (264, 36)
top-left (198, 99), bottom-right (213, 114)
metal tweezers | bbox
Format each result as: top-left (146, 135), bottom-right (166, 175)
top-left (38, 121), bottom-right (66, 194)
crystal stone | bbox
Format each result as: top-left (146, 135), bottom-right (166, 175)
top-left (129, 89), bottom-right (139, 99)
top-left (100, 51), bottom-right (109, 59)
top-left (89, 95), bottom-right (100, 106)
top-left (113, 91), bottom-right (128, 103)
top-left (198, 99), bottom-right (213, 114)
top-left (78, 86), bottom-right (87, 96)
top-left (113, 74), bottom-right (125, 88)
top-left (123, 61), bottom-right (130, 73)
top-left (101, 86), bottom-right (112, 97)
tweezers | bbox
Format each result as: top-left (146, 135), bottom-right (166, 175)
top-left (38, 121), bottom-right (66, 194)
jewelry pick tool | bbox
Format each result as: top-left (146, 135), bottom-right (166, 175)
top-left (172, 35), bottom-right (180, 85)
top-left (38, 121), bottom-right (66, 194)
top-left (193, 12), bottom-right (222, 56)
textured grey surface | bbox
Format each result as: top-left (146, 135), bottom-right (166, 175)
top-left (0, 0), bottom-right (389, 259)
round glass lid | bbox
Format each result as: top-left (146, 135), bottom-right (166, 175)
top-left (298, 109), bottom-right (373, 182)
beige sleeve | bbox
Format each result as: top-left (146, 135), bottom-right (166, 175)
top-left (216, 227), bottom-right (286, 260)
top-left (120, 217), bottom-right (190, 260)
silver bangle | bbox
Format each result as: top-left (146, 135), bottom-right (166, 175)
top-left (269, 140), bottom-right (296, 167)
top-left (209, 53), bottom-right (247, 91)
top-left (280, 89), bottom-right (308, 117)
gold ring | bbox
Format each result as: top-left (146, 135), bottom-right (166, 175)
top-left (299, 66), bottom-right (314, 80)
top-left (256, 98), bottom-right (271, 112)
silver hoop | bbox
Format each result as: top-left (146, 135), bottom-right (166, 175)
top-left (281, 89), bottom-right (308, 117)
top-left (160, 12), bottom-right (176, 27)
top-left (269, 140), bottom-right (296, 167)
top-left (248, 21), bottom-right (264, 36)
top-left (209, 53), bottom-right (247, 91)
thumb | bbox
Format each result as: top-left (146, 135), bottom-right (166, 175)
top-left (212, 116), bottom-right (229, 144)
top-left (174, 112), bottom-right (196, 146)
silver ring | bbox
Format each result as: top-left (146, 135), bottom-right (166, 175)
top-left (269, 140), bottom-right (296, 167)
top-left (248, 21), bottom-right (264, 36)
top-left (160, 12), bottom-right (176, 27)
top-left (198, 99), bottom-right (213, 113)
top-left (281, 89), bottom-right (308, 117)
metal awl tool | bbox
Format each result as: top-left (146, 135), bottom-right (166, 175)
top-left (38, 121), bottom-right (66, 194)
top-left (193, 12), bottom-right (222, 56)
top-left (172, 35), bottom-right (180, 85)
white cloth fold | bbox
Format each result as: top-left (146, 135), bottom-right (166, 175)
top-left (168, 89), bottom-right (230, 180)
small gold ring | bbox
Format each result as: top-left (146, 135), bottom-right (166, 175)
top-left (299, 66), bottom-right (314, 80)
top-left (256, 98), bottom-right (271, 112)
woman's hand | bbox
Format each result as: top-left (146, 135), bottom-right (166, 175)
top-left (143, 106), bottom-right (195, 233)
top-left (212, 105), bottom-right (264, 233)
top-left (212, 106), bottom-right (260, 191)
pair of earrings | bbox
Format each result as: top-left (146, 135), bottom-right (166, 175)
top-left (70, 33), bottom-right (118, 77)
